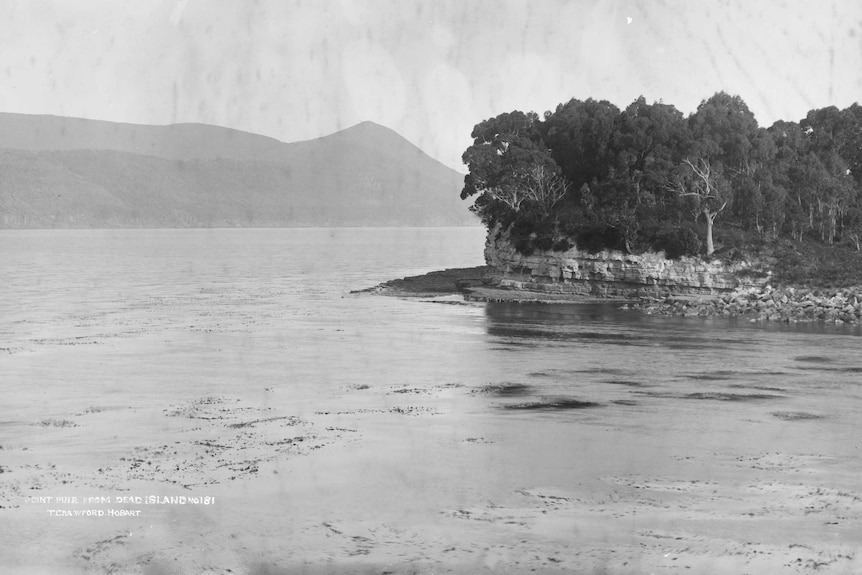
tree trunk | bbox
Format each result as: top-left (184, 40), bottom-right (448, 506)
top-left (704, 210), bottom-right (716, 255)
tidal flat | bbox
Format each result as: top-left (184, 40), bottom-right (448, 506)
top-left (2, 367), bottom-right (861, 574)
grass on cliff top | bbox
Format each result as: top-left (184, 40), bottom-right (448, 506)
top-left (754, 240), bottom-right (862, 290)
top-left (699, 225), bottom-right (862, 289)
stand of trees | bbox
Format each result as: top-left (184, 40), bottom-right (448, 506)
top-left (461, 93), bottom-right (862, 258)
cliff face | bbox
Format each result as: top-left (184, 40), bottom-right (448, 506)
top-left (484, 226), bottom-right (767, 298)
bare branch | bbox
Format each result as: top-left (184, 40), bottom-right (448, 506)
top-left (487, 186), bottom-right (527, 212)
top-left (524, 165), bottom-right (569, 214)
top-left (668, 157), bottom-right (732, 255)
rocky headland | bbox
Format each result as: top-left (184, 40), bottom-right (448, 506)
top-left (479, 226), bottom-right (862, 324)
top-left (369, 226), bottom-right (862, 326)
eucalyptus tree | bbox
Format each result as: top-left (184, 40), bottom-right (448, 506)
top-left (768, 120), bottom-right (808, 240)
top-left (665, 157), bottom-right (732, 255)
top-left (602, 97), bottom-right (690, 250)
top-left (798, 106), bottom-right (860, 243)
top-left (732, 127), bottom-right (779, 234)
top-left (841, 103), bottom-right (862, 189)
top-left (542, 98), bottom-right (620, 201)
top-left (666, 92), bottom-right (759, 254)
top-left (460, 110), bottom-right (562, 227)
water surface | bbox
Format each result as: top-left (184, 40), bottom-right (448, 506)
top-left (2, 227), bottom-right (860, 574)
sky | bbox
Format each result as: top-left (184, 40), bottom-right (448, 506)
top-left (1, 0), bottom-right (860, 171)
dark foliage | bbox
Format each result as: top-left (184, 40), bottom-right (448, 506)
top-left (771, 241), bottom-right (862, 288)
top-left (653, 225), bottom-right (703, 259)
top-left (460, 92), bottom-right (862, 267)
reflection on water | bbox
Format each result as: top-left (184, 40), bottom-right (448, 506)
top-left (478, 296), bottom-right (862, 434)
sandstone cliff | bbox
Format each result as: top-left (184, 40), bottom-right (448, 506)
top-left (483, 225), bottom-right (768, 298)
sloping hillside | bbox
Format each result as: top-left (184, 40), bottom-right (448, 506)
top-left (0, 114), bottom-right (475, 228)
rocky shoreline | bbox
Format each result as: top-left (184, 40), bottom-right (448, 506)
top-left (353, 266), bottom-right (489, 297)
top-left (632, 285), bottom-right (862, 324)
top-left (360, 266), bottom-right (617, 303)
top-left (366, 267), bottom-right (862, 326)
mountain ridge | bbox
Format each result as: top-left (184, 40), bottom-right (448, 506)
top-left (0, 114), bottom-right (475, 228)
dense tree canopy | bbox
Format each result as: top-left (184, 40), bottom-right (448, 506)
top-left (461, 92), bottom-right (862, 258)
top-left (460, 111), bottom-right (563, 223)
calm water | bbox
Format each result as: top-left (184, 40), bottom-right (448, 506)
top-left (2, 226), bottom-right (862, 425)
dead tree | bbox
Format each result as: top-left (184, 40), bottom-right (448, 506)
top-left (523, 165), bottom-right (569, 216)
top-left (667, 158), bottom-right (730, 255)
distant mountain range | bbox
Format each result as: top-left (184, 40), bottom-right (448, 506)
top-left (0, 113), bottom-right (477, 228)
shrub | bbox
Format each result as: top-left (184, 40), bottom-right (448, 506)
top-left (575, 225), bottom-right (610, 254)
top-left (654, 225), bottom-right (702, 259)
top-left (511, 235), bottom-right (534, 255)
top-left (534, 235), bottom-right (554, 252)
top-left (714, 226), bottom-right (746, 251)
top-left (553, 237), bottom-right (574, 252)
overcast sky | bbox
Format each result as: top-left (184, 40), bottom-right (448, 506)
top-left (1, 0), bottom-right (860, 170)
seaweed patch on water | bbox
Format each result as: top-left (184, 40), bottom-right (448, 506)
top-left (464, 437), bottom-right (494, 444)
top-left (687, 369), bottom-right (793, 381)
top-left (603, 379), bottom-right (649, 388)
top-left (728, 384), bottom-right (787, 392)
top-left (390, 387), bottom-right (428, 395)
top-left (663, 343), bottom-right (715, 351)
top-left (503, 398), bottom-right (601, 411)
top-left (683, 392), bottom-right (784, 401)
top-left (492, 340), bottom-right (542, 349)
top-left (388, 383), bottom-right (463, 396)
top-left (474, 383), bottom-right (533, 397)
top-left (89, 396), bottom-right (347, 489)
top-left (573, 367), bottom-right (633, 377)
top-left (164, 396), bottom-right (235, 419)
top-left (685, 371), bottom-right (740, 381)
top-left (793, 365), bottom-right (862, 374)
top-left (771, 411), bottom-right (826, 421)
top-left (794, 355), bottom-right (834, 363)
top-left (227, 415), bottom-right (301, 429)
top-left (34, 418), bottom-right (78, 428)
top-left (74, 406), bottom-right (129, 416)
top-left (635, 391), bottom-right (784, 402)
top-left (388, 406), bottom-right (439, 416)
top-left (315, 406), bottom-right (439, 416)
